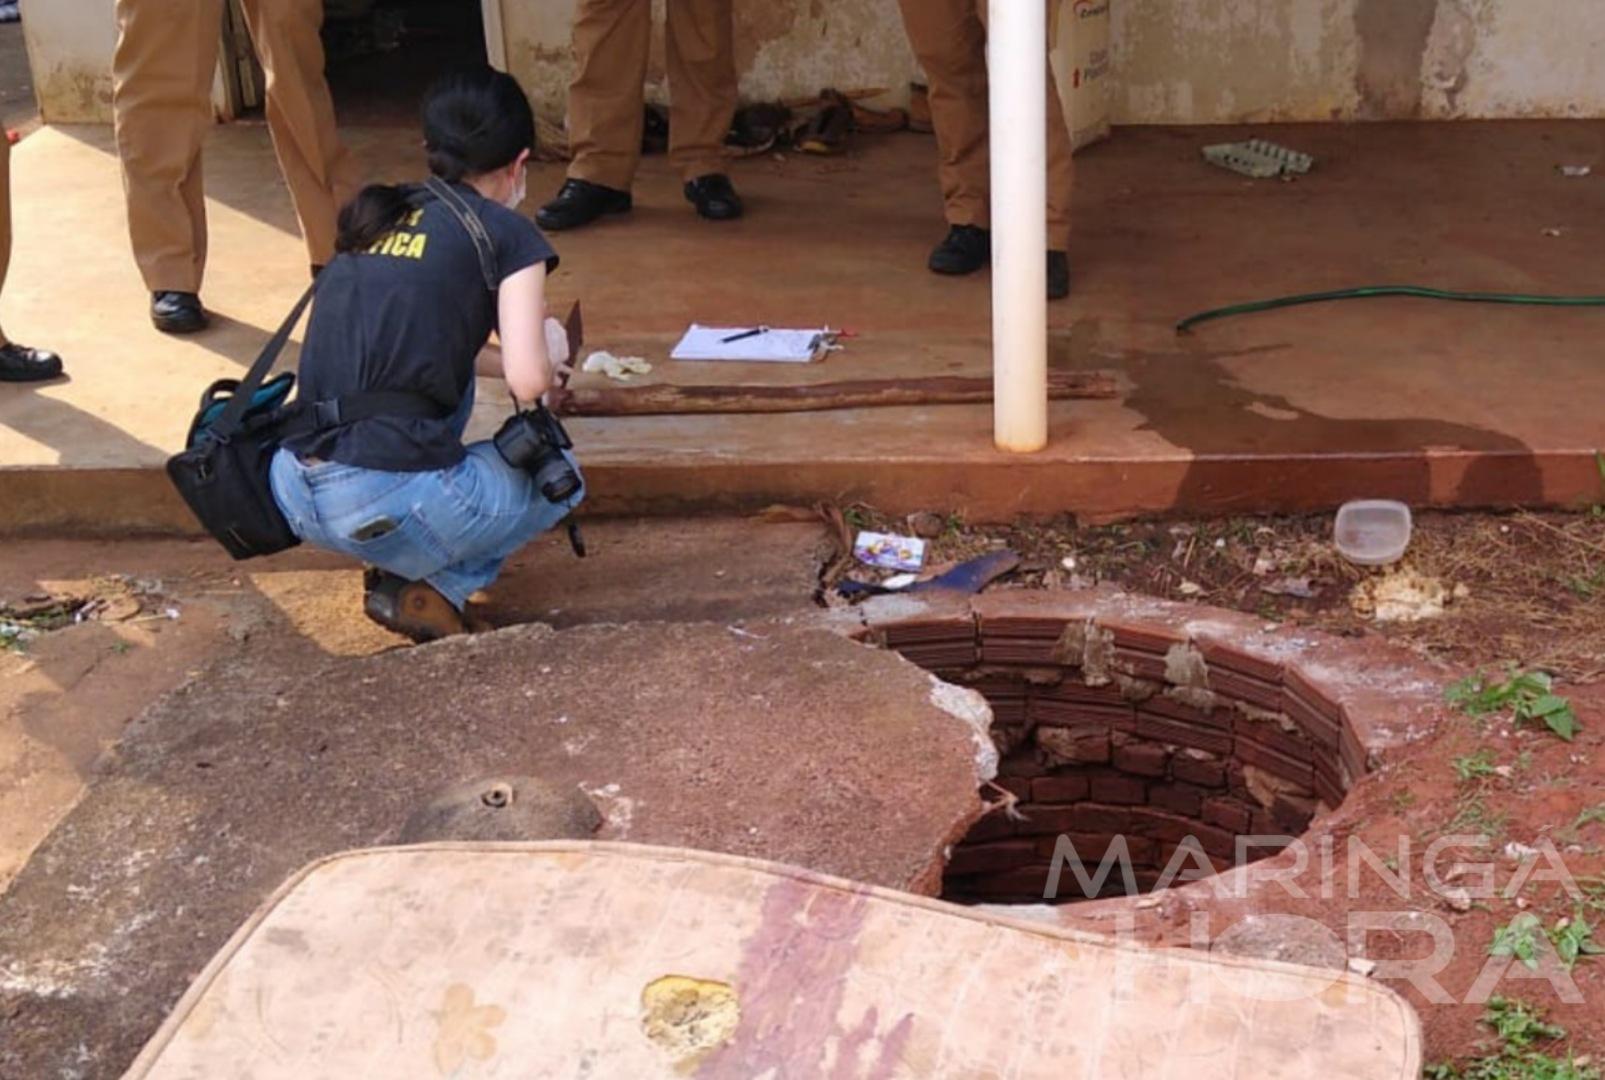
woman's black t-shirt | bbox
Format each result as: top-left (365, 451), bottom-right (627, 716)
top-left (284, 184), bottom-right (558, 472)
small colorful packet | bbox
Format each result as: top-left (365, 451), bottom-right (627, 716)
top-left (853, 531), bottom-right (927, 572)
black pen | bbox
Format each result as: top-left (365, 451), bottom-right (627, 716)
top-left (720, 326), bottom-right (768, 344)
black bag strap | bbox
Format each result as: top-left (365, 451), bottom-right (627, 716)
top-left (210, 282), bottom-right (317, 441)
top-left (297, 389), bottom-right (447, 432)
top-left (421, 177), bottom-right (499, 292)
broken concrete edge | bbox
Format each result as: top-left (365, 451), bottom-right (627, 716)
top-left (822, 586), bottom-right (1454, 919)
top-left (122, 840), bottom-right (1425, 1080)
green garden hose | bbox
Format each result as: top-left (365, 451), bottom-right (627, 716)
top-left (1176, 285), bottom-right (1605, 334)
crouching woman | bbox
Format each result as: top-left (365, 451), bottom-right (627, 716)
top-left (270, 68), bottom-right (581, 642)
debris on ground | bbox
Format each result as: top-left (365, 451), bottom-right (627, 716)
top-left (1350, 568), bottom-right (1455, 623)
top-left (853, 530), bottom-right (926, 572)
top-left (0, 576), bottom-right (160, 651)
top-left (1559, 164), bottom-right (1594, 177)
top-left (816, 505), bottom-right (1605, 680)
top-left (1203, 138), bottom-right (1315, 179)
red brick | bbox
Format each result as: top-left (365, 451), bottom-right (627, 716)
top-left (1011, 804), bottom-right (1080, 837)
top-left (1235, 737), bottom-right (1315, 789)
top-left (1234, 715), bottom-right (1316, 764)
top-left (893, 643), bottom-right (979, 669)
top-left (1032, 774), bottom-right (1090, 803)
top-left (977, 612), bottom-right (1071, 639)
top-left (1149, 781), bottom-right (1207, 818)
top-left (1097, 618), bottom-right (1187, 654)
top-left (1271, 792), bottom-right (1320, 834)
top-left (962, 812), bottom-right (1018, 843)
top-left (1172, 751), bottom-right (1227, 788)
top-left (1144, 693), bottom-right (1232, 729)
top-left (1313, 759), bottom-right (1347, 808)
top-left (1089, 773), bottom-right (1148, 806)
top-left (1340, 728), bottom-right (1372, 780)
top-left (980, 638), bottom-right (1061, 665)
top-left (1036, 725), bottom-right (1111, 766)
top-left (945, 839), bottom-right (1037, 876)
top-left (1111, 646), bottom-right (1169, 682)
top-left (1030, 698), bottom-right (1137, 732)
top-left (997, 751), bottom-right (1050, 780)
top-left (1113, 739), bottom-right (1171, 778)
top-left (1207, 668), bottom-right (1286, 713)
top-left (1134, 711), bottom-right (1234, 756)
top-left (993, 776), bottom-right (1033, 800)
top-left (1128, 807), bottom-right (1197, 844)
top-left (1196, 635), bottom-right (1284, 684)
top-left (1203, 796), bottom-right (1254, 834)
top-left (1070, 802), bottom-right (1131, 834)
top-left (1284, 689), bottom-right (1343, 749)
top-left (1283, 665), bottom-right (1343, 722)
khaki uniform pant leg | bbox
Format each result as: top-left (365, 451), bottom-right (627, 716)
top-left (895, 0), bottom-right (991, 230)
top-left (0, 134), bottom-right (10, 344)
top-left (664, 0), bottom-right (736, 182)
top-left (900, 0), bottom-right (1076, 248)
top-left (112, 0), bottom-right (221, 294)
top-left (240, 0), bottom-right (359, 268)
top-left (566, 0), bottom-right (652, 192)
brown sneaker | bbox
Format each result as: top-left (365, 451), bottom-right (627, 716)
top-left (363, 570), bottom-right (466, 643)
top-left (908, 83), bottom-right (934, 134)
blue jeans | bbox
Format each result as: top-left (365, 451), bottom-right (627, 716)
top-left (269, 441), bottom-right (584, 610)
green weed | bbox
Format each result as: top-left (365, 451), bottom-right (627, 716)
top-left (1446, 668), bottom-right (1580, 742)
top-left (1453, 749), bottom-right (1501, 784)
top-left (1426, 997), bottom-right (1600, 1080)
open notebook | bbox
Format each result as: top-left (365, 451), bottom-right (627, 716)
top-left (669, 324), bottom-right (830, 363)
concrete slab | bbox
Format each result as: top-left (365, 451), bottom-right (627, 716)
top-left (2, 121), bottom-right (1603, 530)
top-left (0, 619), bottom-right (992, 1078)
top-left (0, 518), bottom-right (826, 894)
top-left (126, 843), bottom-right (1422, 1079)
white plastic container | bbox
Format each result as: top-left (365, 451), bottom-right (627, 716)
top-left (1334, 500), bottom-right (1413, 566)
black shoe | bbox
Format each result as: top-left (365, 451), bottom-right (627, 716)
top-left (1048, 251), bottom-right (1071, 300)
top-left (535, 178), bottom-right (632, 231)
top-left (151, 291), bottom-right (209, 334)
top-left (0, 342), bottom-right (64, 383)
top-left (684, 174), bottom-right (744, 221)
top-left (928, 225), bottom-right (991, 275)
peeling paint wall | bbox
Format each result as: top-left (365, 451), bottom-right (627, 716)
top-left (504, 0), bottom-right (920, 116)
top-left (1112, 0), bottom-right (1605, 123)
top-left (21, 0), bottom-right (118, 123)
top-left (19, 0), bottom-right (1605, 127)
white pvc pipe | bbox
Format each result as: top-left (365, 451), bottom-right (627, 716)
top-left (988, 0), bottom-right (1049, 453)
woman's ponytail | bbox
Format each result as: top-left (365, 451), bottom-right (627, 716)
top-left (335, 183), bottom-right (413, 254)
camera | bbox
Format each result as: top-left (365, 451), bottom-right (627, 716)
top-left (493, 405), bottom-right (582, 504)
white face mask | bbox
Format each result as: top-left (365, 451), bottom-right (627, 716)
top-left (505, 165), bottom-right (527, 210)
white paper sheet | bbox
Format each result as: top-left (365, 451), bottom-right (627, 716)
top-left (669, 324), bottom-right (827, 363)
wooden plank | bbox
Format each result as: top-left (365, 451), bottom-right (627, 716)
top-left (551, 370), bottom-right (1119, 417)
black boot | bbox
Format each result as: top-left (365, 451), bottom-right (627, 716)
top-left (0, 342), bottom-right (64, 382)
top-left (1048, 251), bottom-right (1071, 300)
top-left (535, 178), bottom-right (632, 231)
top-left (151, 291), bottom-right (209, 334)
top-left (684, 174), bottom-right (744, 221)
top-left (927, 225), bottom-right (991, 275)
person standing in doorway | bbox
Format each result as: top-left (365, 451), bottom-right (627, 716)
top-left (0, 133), bottom-right (64, 382)
top-left (536, 0), bottom-right (743, 231)
top-left (895, 0), bottom-right (1074, 299)
top-left (112, 0), bottom-right (360, 334)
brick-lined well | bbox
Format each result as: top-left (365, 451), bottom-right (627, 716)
top-left (856, 591), bottom-right (1440, 905)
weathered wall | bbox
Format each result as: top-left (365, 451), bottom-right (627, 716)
top-left (22, 0), bottom-right (1605, 126)
top-left (21, 0), bottom-right (118, 123)
top-left (502, 0), bottom-right (921, 114)
top-left (1111, 0), bottom-right (1605, 123)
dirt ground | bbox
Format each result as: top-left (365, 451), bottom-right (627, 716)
top-left (3, 508), bottom-right (1603, 1073)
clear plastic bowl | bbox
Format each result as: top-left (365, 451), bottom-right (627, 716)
top-left (1334, 500), bottom-right (1412, 566)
